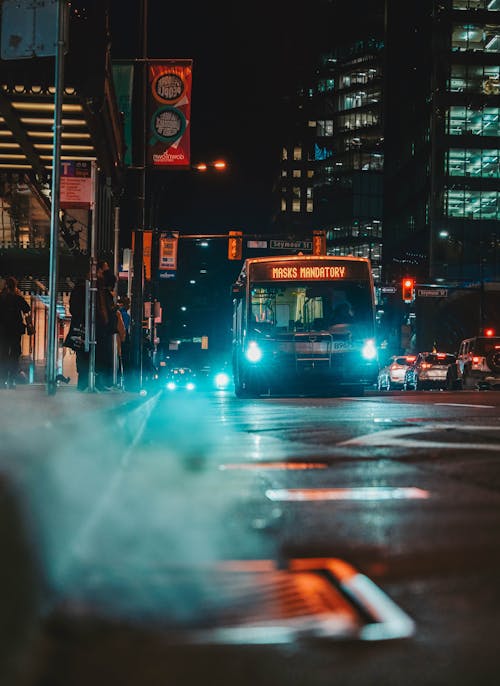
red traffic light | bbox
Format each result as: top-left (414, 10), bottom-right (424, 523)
top-left (402, 277), bottom-right (415, 303)
top-left (484, 327), bottom-right (495, 337)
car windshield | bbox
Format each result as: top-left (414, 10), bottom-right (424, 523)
top-left (395, 357), bottom-right (411, 365)
top-left (423, 354), bottom-right (455, 365)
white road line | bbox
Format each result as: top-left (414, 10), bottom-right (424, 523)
top-left (266, 487), bottom-right (429, 501)
top-left (339, 423), bottom-right (500, 452)
top-left (434, 403), bottom-right (494, 408)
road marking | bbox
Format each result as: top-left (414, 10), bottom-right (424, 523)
top-left (219, 462), bottom-right (327, 470)
top-left (434, 403), bottom-right (494, 408)
top-left (266, 487), bottom-right (429, 501)
top-left (339, 423), bottom-right (500, 452)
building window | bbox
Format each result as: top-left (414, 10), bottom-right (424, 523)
top-left (453, 0), bottom-right (500, 9)
top-left (447, 148), bottom-right (500, 177)
top-left (293, 147), bottom-right (302, 161)
top-left (338, 110), bottom-right (379, 132)
top-left (292, 186), bottom-right (301, 199)
top-left (340, 89), bottom-right (381, 111)
top-left (449, 64), bottom-right (500, 93)
top-left (452, 24), bottom-right (500, 52)
top-left (445, 188), bottom-right (500, 219)
top-left (281, 169), bottom-right (287, 177)
top-left (282, 147), bottom-right (288, 161)
top-left (447, 105), bottom-right (500, 135)
top-left (292, 169), bottom-right (302, 178)
top-left (281, 198), bottom-right (287, 212)
top-left (307, 170), bottom-right (314, 178)
top-left (306, 200), bottom-right (313, 213)
top-left (317, 120), bottom-right (334, 136)
top-left (292, 200), bottom-right (301, 212)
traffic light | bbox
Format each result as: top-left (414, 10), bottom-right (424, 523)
top-left (402, 277), bottom-right (415, 303)
top-left (313, 230), bottom-right (327, 255)
top-left (484, 327), bottom-right (496, 337)
top-left (228, 230), bottom-right (243, 260)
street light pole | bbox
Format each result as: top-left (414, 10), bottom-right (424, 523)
top-left (129, 0), bottom-right (148, 391)
top-left (46, 0), bottom-right (67, 396)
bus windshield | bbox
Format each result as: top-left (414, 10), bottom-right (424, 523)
top-left (250, 281), bottom-right (374, 336)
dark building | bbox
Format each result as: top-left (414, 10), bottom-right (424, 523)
top-left (384, 0), bottom-right (500, 286)
top-left (274, 2), bottom-right (385, 282)
top-left (0, 1), bottom-right (124, 285)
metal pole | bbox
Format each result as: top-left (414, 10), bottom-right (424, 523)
top-left (46, 0), bottom-right (66, 396)
top-left (129, 0), bottom-right (148, 391)
top-left (112, 204), bottom-right (120, 386)
top-left (88, 163), bottom-right (98, 392)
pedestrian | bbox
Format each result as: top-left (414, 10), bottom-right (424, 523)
top-left (117, 295), bottom-right (131, 386)
top-left (95, 269), bottom-right (119, 390)
top-left (0, 276), bottom-right (35, 389)
top-left (68, 273), bottom-right (89, 391)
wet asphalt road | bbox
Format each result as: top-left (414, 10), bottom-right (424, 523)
top-left (3, 387), bottom-right (500, 686)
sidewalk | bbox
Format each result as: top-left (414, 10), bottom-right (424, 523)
top-left (0, 382), bottom-right (147, 436)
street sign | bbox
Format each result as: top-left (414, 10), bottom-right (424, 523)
top-left (380, 286), bottom-right (397, 294)
top-left (417, 288), bottom-right (448, 298)
top-left (60, 161), bottom-right (95, 209)
top-left (270, 239), bottom-right (312, 251)
top-left (0, 0), bottom-right (65, 59)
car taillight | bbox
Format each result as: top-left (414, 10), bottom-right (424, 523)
top-left (420, 363), bottom-right (432, 369)
top-left (472, 356), bottom-right (480, 364)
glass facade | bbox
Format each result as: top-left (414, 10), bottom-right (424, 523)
top-left (453, 0), bottom-right (500, 9)
top-left (447, 106), bottom-right (500, 135)
top-left (452, 23), bottom-right (500, 51)
top-left (449, 64), bottom-right (500, 93)
top-left (445, 188), bottom-right (500, 218)
top-left (447, 148), bottom-right (500, 177)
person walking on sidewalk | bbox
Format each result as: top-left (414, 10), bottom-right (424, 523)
top-left (0, 276), bottom-right (35, 389)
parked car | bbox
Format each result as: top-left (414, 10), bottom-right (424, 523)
top-left (377, 354), bottom-right (416, 390)
top-left (403, 351), bottom-right (456, 390)
top-left (446, 335), bottom-right (500, 390)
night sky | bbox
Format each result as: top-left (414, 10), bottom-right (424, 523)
top-left (109, 0), bottom-right (335, 236)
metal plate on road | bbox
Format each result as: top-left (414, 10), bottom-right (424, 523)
top-left (51, 558), bottom-right (415, 644)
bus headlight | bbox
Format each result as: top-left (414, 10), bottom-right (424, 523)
top-left (245, 341), bottom-right (263, 363)
top-left (361, 338), bottom-right (377, 360)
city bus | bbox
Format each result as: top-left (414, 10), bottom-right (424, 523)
top-left (231, 255), bottom-right (378, 397)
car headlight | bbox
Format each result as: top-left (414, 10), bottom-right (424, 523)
top-left (186, 382), bottom-right (195, 391)
top-left (214, 372), bottom-right (230, 389)
top-left (166, 381), bottom-right (176, 390)
top-left (361, 339), bottom-right (377, 361)
top-left (245, 341), bottom-right (263, 363)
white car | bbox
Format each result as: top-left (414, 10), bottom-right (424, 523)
top-left (377, 354), bottom-right (416, 391)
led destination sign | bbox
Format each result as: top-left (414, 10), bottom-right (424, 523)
top-left (272, 265), bottom-right (346, 279)
top-left (250, 258), bottom-right (369, 282)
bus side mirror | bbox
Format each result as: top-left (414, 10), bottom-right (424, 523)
top-left (231, 284), bottom-right (243, 299)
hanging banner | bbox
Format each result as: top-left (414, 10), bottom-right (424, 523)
top-left (131, 230), bottom-right (153, 280)
top-left (147, 59), bottom-right (192, 169)
top-left (112, 62), bottom-right (134, 166)
top-left (158, 231), bottom-right (179, 279)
